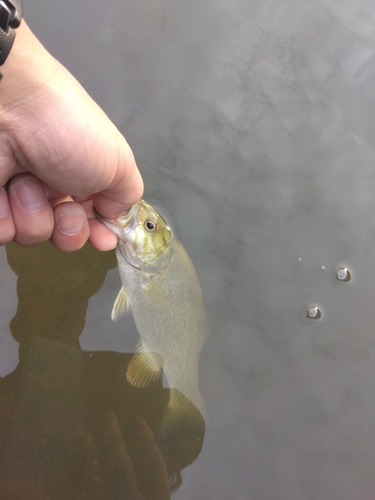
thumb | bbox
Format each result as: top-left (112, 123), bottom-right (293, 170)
top-left (93, 143), bottom-right (144, 218)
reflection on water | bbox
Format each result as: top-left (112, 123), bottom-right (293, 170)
top-left (0, 242), bottom-right (205, 499)
top-left (10, 0), bottom-right (375, 497)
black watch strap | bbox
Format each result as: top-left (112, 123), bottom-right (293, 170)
top-left (0, 0), bottom-right (22, 70)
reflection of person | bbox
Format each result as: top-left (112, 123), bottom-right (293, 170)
top-left (0, 407), bottom-right (170, 500)
top-left (0, 242), bottom-right (204, 499)
top-left (0, 19), bottom-right (143, 251)
top-left (66, 412), bottom-right (170, 500)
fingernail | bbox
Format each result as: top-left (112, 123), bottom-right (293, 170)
top-left (12, 177), bottom-right (45, 211)
top-left (0, 188), bottom-right (10, 218)
top-left (57, 210), bottom-right (85, 235)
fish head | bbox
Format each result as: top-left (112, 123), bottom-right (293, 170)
top-left (97, 199), bottom-right (173, 272)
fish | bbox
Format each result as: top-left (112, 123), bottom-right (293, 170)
top-left (96, 200), bottom-right (208, 418)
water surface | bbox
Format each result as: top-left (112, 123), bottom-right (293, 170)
top-left (1, 0), bottom-right (375, 498)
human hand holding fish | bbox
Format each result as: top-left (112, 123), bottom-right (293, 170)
top-left (0, 21), bottom-right (143, 252)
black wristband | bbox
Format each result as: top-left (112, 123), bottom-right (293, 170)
top-left (0, 0), bottom-right (22, 79)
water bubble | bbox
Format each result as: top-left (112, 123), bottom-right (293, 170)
top-left (297, 257), bottom-right (302, 262)
top-left (335, 266), bottom-right (351, 282)
top-left (306, 305), bottom-right (322, 320)
top-left (320, 265), bottom-right (326, 271)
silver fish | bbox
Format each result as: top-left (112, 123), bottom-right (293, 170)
top-left (97, 200), bottom-right (207, 416)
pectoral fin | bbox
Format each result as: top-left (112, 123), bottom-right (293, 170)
top-left (111, 287), bottom-right (130, 322)
top-left (126, 342), bottom-right (163, 388)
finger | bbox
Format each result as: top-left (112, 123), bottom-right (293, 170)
top-left (8, 174), bottom-right (54, 246)
top-left (0, 188), bottom-right (16, 244)
top-left (79, 198), bottom-right (118, 251)
top-left (88, 217), bottom-right (118, 251)
top-left (92, 144), bottom-right (144, 219)
top-left (127, 418), bottom-right (170, 500)
top-left (50, 201), bottom-right (90, 252)
top-left (41, 182), bottom-right (70, 202)
top-left (73, 194), bottom-right (94, 204)
top-left (98, 412), bottom-right (143, 500)
top-left (65, 433), bottom-right (107, 500)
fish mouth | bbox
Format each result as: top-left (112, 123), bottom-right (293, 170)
top-left (117, 201), bottom-right (140, 227)
top-left (95, 201), bottom-right (140, 237)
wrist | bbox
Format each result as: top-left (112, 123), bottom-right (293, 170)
top-left (0, 20), bottom-right (58, 99)
top-left (0, 19), bottom-right (65, 153)
top-left (0, 0), bottom-right (23, 71)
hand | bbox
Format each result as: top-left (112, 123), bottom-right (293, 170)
top-left (66, 413), bottom-right (171, 500)
top-left (0, 412), bottom-right (170, 500)
top-left (0, 21), bottom-right (143, 251)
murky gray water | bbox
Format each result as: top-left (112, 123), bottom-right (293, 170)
top-left (1, 0), bottom-right (375, 498)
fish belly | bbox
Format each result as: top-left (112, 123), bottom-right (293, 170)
top-left (119, 239), bottom-right (206, 408)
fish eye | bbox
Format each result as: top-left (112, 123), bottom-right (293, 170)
top-left (145, 220), bottom-right (157, 232)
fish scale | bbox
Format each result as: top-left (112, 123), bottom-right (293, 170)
top-left (121, 238), bottom-right (205, 408)
top-left (96, 200), bottom-right (207, 414)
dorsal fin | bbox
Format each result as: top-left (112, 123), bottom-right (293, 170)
top-left (126, 342), bottom-right (164, 388)
top-left (111, 287), bottom-right (130, 322)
